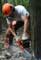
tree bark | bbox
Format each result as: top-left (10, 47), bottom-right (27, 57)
top-left (30, 0), bottom-right (41, 58)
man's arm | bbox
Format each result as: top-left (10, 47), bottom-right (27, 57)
top-left (6, 27), bottom-right (16, 37)
top-left (21, 15), bottom-right (30, 39)
top-left (21, 16), bottom-right (29, 33)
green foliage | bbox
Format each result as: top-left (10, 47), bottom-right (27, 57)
top-left (22, 0), bottom-right (29, 8)
top-left (8, 0), bottom-right (14, 4)
top-left (8, 0), bottom-right (29, 9)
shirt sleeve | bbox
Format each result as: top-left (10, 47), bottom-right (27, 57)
top-left (22, 8), bottom-right (29, 16)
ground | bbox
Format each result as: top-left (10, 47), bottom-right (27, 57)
top-left (0, 36), bottom-right (36, 60)
top-left (0, 29), bottom-right (36, 60)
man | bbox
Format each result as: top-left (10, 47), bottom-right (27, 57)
top-left (2, 3), bottom-right (30, 58)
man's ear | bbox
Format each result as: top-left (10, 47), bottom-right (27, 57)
top-left (11, 6), bottom-right (15, 12)
top-left (10, 6), bottom-right (13, 10)
top-left (10, 6), bottom-right (15, 12)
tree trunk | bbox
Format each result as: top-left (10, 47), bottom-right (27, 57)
top-left (30, 0), bottom-right (41, 58)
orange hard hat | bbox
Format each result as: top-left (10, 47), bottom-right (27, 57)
top-left (2, 3), bottom-right (12, 16)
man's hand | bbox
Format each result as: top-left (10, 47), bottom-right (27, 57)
top-left (15, 36), bottom-right (24, 50)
